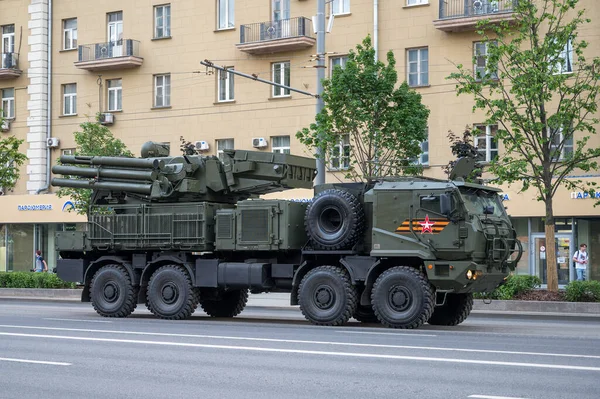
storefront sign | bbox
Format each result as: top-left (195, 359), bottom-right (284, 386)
top-left (17, 204), bottom-right (53, 211)
top-left (570, 191), bottom-right (600, 199)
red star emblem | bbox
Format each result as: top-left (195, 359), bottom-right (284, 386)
top-left (419, 215), bottom-right (435, 234)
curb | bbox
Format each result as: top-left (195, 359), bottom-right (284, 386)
top-left (1, 289), bottom-right (599, 316)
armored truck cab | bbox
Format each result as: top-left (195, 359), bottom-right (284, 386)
top-left (54, 143), bottom-right (521, 329)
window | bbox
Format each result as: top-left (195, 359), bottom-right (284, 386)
top-left (330, 55), bottom-right (348, 76)
top-left (63, 84), bottom-right (77, 116)
top-left (407, 0), bottom-right (428, 5)
top-left (2, 25), bottom-right (15, 68)
top-left (420, 195), bottom-right (441, 214)
top-left (550, 126), bottom-right (574, 161)
top-left (1, 88), bottom-right (15, 119)
top-left (474, 41), bottom-right (498, 81)
top-left (272, 62), bottom-right (290, 97)
top-left (554, 38), bottom-right (573, 74)
top-left (330, 134), bottom-right (350, 170)
top-left (107, 79), bottom-right (122, 111)
top-left (474, 124), bottom-right (498, 162)
top-left (407, 47), bottom-right (429, 87)
top-left (331, 0), bottom-right (350, 15)
top-left (63, 19), bottom-right (77, 50)
top-left (216, 138), bottom-right (234, 160)
top-left (418, 128), bottom-right (429, 165)
top-left (217, 0), bottom-right (234, 30)
top-left (271, 136), bottom-right (290, 154)
top-left (62, 148), bottom-right (75, 156)
top-left (218, 67), bottom-right (234, 102)
top-left (154, 74), bottom-right (171, 107)
top-left (154, 4), bottom-right (171, 38)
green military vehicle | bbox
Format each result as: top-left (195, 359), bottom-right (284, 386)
top-left (53, 142), bottom-right (522, 329)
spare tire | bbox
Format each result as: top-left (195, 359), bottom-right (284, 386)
top-left (305, 188), bottom-right (365, 250)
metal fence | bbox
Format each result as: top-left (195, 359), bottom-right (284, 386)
top-left (77, 39), bottom-right (140, 62)
top-left (1, 52), bottom-right (18, 69)
top-left (240, 17), bottom-right (314, 44)
top-left (439, 0), bottom-right (515, 19)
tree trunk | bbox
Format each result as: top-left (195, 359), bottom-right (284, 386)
top-left (545, 196), bottom-right (558, 292)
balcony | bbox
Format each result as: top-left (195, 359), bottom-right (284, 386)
top-left (237, 17), bottom-right (315, 55)
top-left (434, 0), bottom-right (516, 32)
top-left (74, 39), bottom-right (143, 71)
top-left (0, 53), bottom-right (22, 80)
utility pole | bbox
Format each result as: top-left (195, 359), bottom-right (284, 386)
top-left (314, 0), bottom-right (326, 185)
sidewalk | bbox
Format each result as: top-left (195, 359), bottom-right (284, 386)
top-left (1, 289), bottom-right (599, 317)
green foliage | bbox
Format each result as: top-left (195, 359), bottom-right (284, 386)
top-left (474, 274), bottom-right (542, 300)
top-left (297, 35), bottom-right (430, 181)
top-left (0, 115), bottom-right (28, 191)
top-left (0, 272), bottom-right (77, 289)
top-left (448, 0), bottom-right (600, 291)
top-left (56, 116), bottom-right (133, 215)
top-left (565, 280), bottom-right (600, 302)
top-left (443, 127), bottom-right (483, 181)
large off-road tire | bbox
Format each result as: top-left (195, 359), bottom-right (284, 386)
top-left (305, 189), bottom-right (365, 250)
top-left (199, 289), bottom-right (248, 318)
top-left (90, 264), bottom-right (137, 318)
top-left (298, 265), bottom-right (358, 326)
top-left (353, 305), bottom-right (379, 323)
top-left (371, 266), bottom-right (434, 329)
top-left (146, 265), bottom-right (198, 320)
top-left (428, 293), bottom-right (474, 326)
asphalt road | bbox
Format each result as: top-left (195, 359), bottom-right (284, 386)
top-left (1, 300), bottom-right (599, 399)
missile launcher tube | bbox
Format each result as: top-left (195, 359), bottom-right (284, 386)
top-left (51, 178), bottom-right (153, 195)
top-left (52, 165), bottom-right (159, 181)
top-left (59, 155), bottom-right (165, 170)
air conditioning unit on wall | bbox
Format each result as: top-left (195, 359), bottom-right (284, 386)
top-left (47, 137), bottom-right (60, 148)
top-left (1, 119), bottom-right (10, 132)
top-left (194, 141), bottom-right (210, 151)
top-left (99, 112), bottom-right (114, 125)
top-left (252, 138), bottom-right (268, 148)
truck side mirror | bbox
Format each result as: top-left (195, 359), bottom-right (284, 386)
top-left (440, 194), bottom-right (452, 217)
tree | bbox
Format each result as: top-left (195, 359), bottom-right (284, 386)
top-left (449, 0), bottom-right (600, 291)
top-left (0, 114), bottom-right (27, 193)
top-left (56, 119), bottom-right (133, 214)
top-left (297, 35), bottom-right (430, 181)
top-left (443, 126), bottom-right (483, 182)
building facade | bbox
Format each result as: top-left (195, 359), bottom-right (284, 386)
top-left (0, 0), bottom-right (598, 283)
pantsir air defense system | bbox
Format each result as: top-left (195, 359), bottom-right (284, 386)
top-left (53, 142), bottom-right (522, 328)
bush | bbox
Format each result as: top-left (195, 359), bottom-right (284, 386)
top-left (0, 272), bottom-right (76, 289)
top-left (565, 281), bottom-right (600, 302)
top-left (474, 274), bottom-right (541, 300)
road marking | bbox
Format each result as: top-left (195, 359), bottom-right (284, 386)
top-left (336, 330), bottom-right (438, 337)
top-left (0, 324), bottom-right (597, 360)
top-left (0, 357), bottom-right (71, 366)
top-left (1, 331), bottom-right (599, 372)
top-left (44, 318), bottom-right (112, 323)
top-left (469, 396), bottom-right (529, 399)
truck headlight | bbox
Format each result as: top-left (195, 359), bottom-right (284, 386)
top-left (466, 270), bottom-right (473, 280)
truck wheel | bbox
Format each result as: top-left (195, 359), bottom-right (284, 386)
top-left (90, 265), bottom-right (137, 318)
top-left (353, 305), bottom-right (379, 323)
top-left (305, 189), bottom-right (365, 250)
top-left (146, 265), bottom-right (198, 320)
top-left (199, 289), bottom-right (248, 317)
top-left (371, 266), bottom-right (434, 329)
top-left (298, 266), bottom-right (357, 326)
top-left (428, 293), bottom-right (473, 326)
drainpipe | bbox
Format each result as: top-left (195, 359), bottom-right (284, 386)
top-left (373, 0), bottom-right (378, 61)
top-left (36, 0), bottom-right (52, 194)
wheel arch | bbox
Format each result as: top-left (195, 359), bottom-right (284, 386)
top-left (82, 257), bottom-right (136, 303)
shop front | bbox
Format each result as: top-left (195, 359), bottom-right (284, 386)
top-left (0, 194), bottom-right (86, 273)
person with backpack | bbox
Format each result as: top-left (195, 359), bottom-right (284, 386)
top-left (572, 243), bottom-right (588, 281)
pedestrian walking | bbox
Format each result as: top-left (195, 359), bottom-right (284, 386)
top-left (35, 250), bottom-right (48, 273)
top-left (572, 243), bottom-right (588, 281)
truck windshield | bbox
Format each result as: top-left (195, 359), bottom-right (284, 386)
top-left (459, 189), bottom-right (505, 217)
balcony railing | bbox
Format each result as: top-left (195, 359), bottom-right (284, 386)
top-left (237, 17), bottom-right (316, 55)
top-left (434, 0), bottom-right (516, 32)
top-left (0, 52), bottom-right (22, 79)
top-left (74, 39), bottom-right (143, 71)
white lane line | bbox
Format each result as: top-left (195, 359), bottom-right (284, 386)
top-left (0, 324), bottom-right (598, 360)
top-left (0, 357), bottom-right (71, 366)
top-left (337, 330), bottom-right (438, 337)
top-left (44, 318), bottom-right (112, 324)
top-left (1, 331), bottom-right (599, 372)
top-left (469, 396), bottom-right (529, 399)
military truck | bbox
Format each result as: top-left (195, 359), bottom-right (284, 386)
top-left (53, 142), bottom-right (522, 329)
